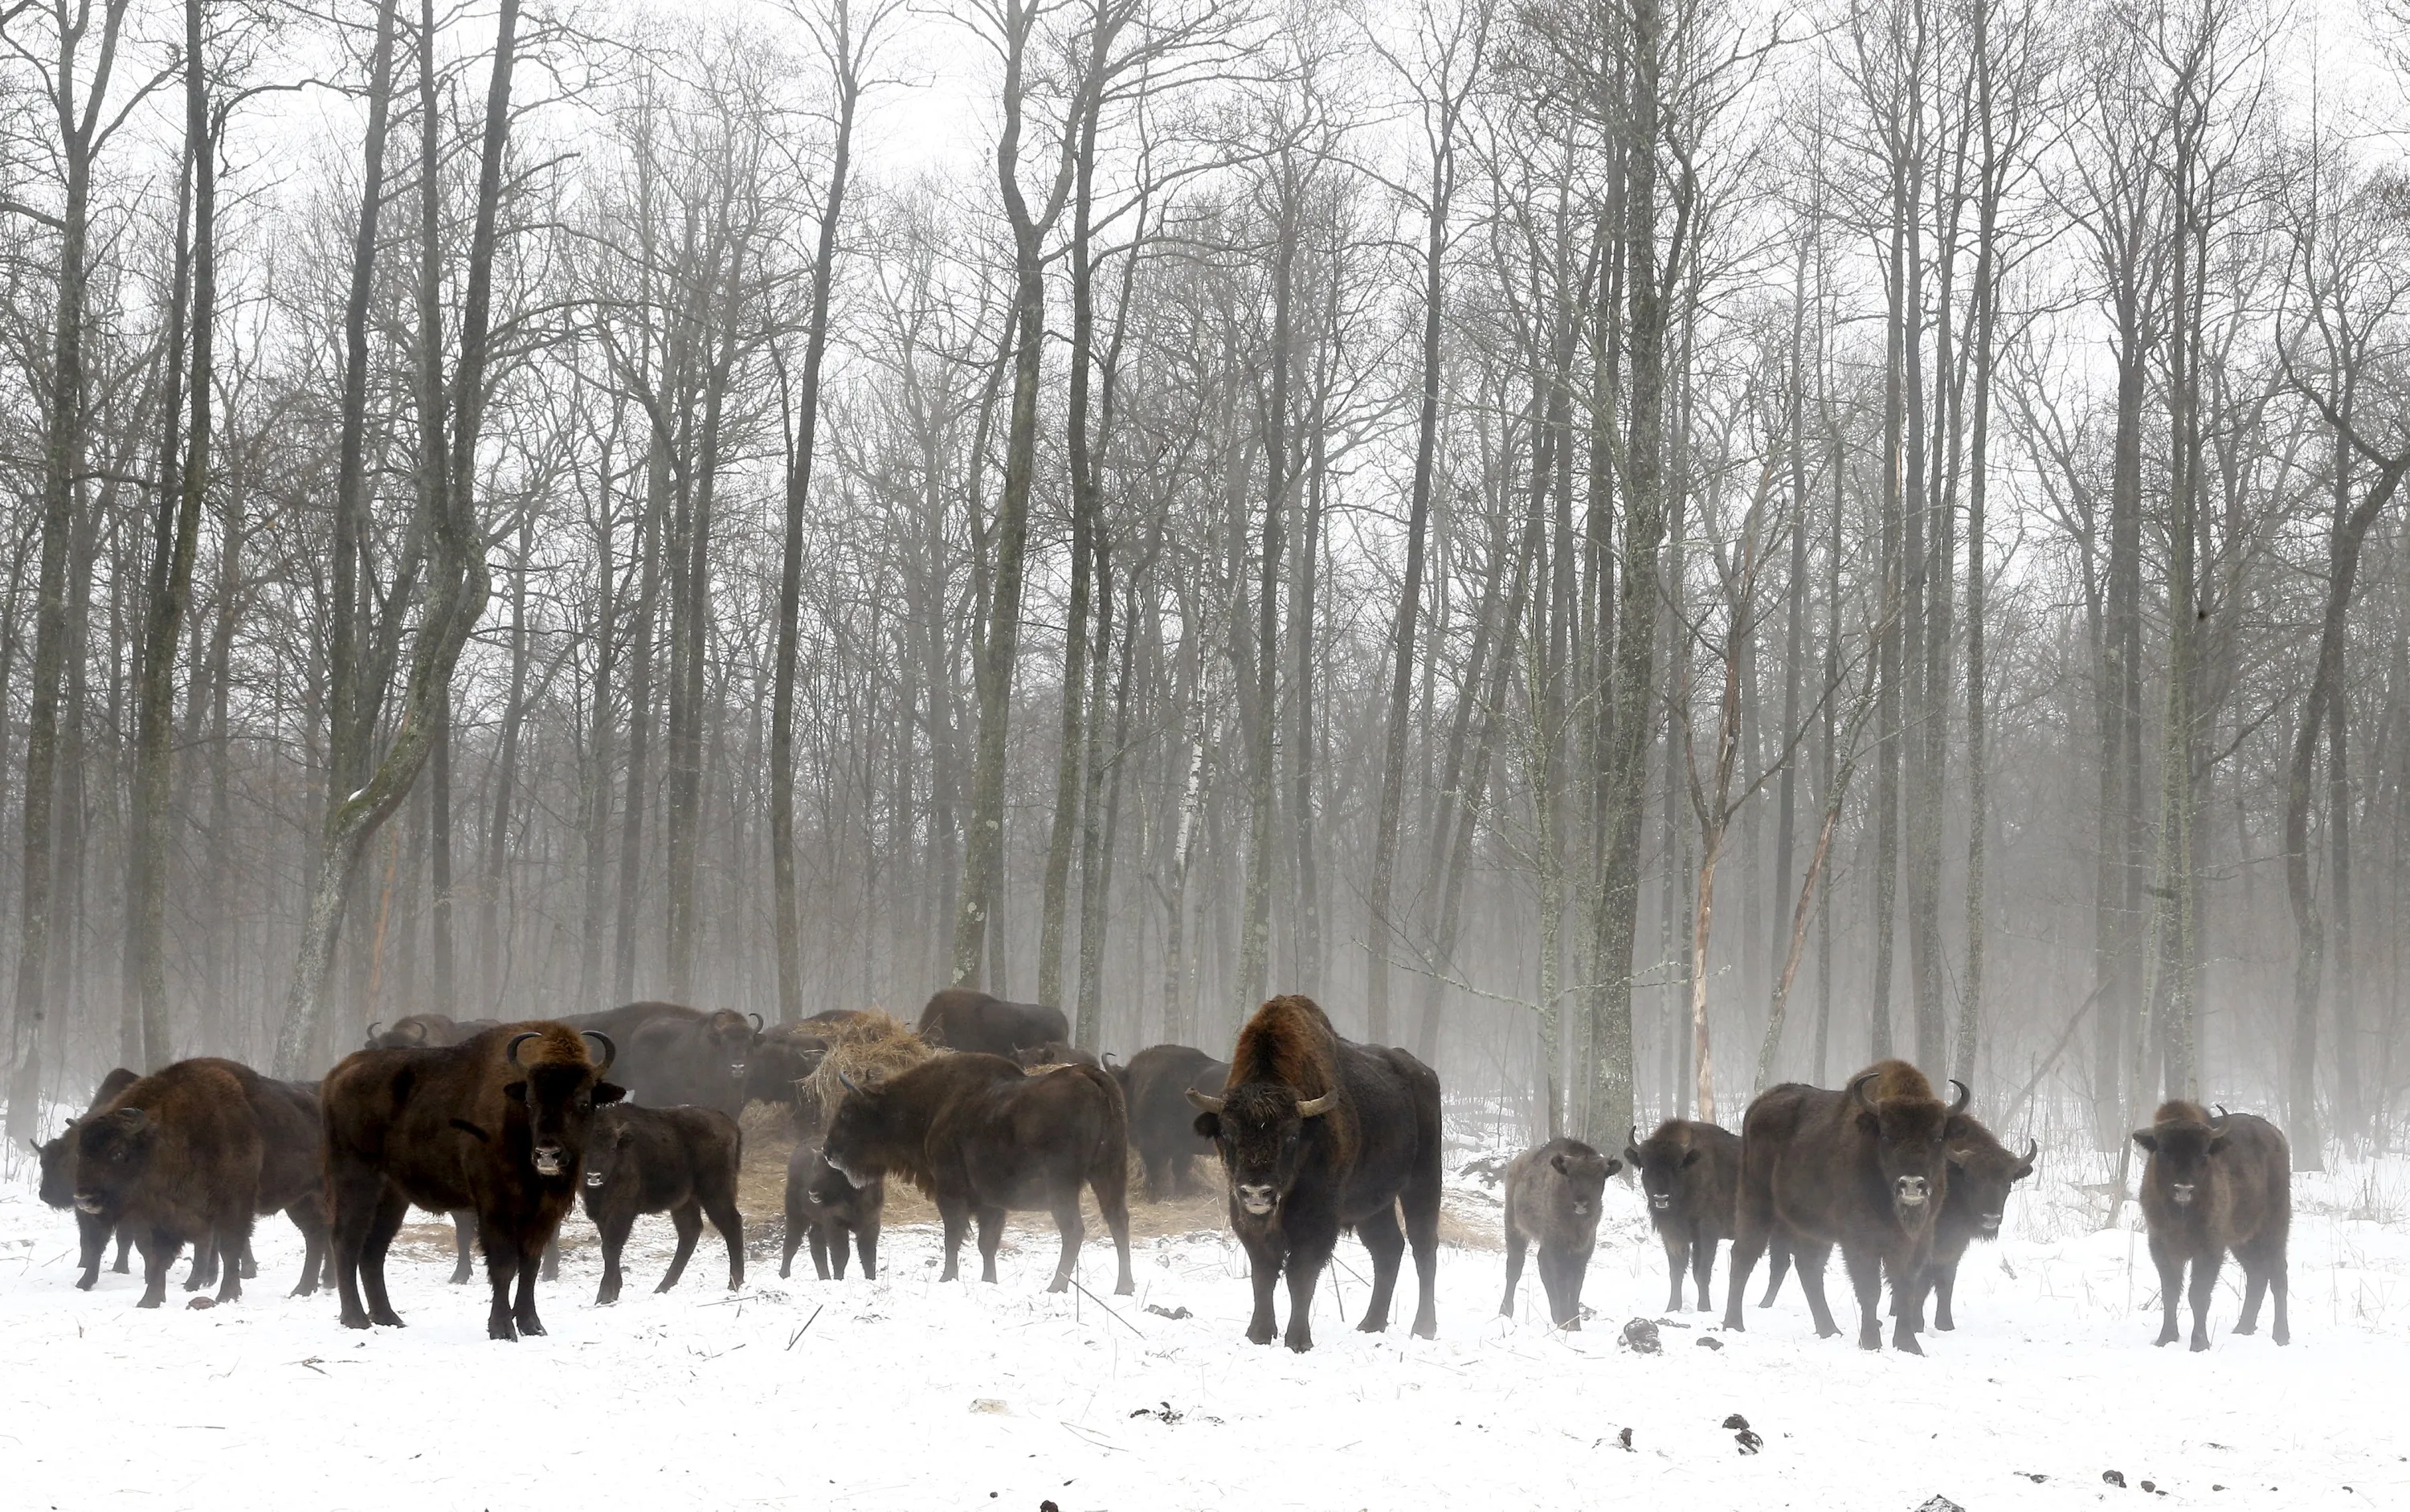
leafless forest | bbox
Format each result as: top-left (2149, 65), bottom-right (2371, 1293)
top-left (2, 0), bottom-right (2408, 1165)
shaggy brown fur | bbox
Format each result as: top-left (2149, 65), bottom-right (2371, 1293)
top-left (1624, 1118), bottom-right (1742, 1313)
top-left (34, 1066), bottom-right (139, 1288)
top-left (1113, 1044), bottom-right (1230, 1200)
top-left (915, 988), bottom-right (1069, 1058)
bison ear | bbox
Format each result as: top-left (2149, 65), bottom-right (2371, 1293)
top-left (1623, 1145), bottom-right (1644, 1167)
top-left (107, 1106), bottom-right (149, 1132)
top-left (504, 1081), bottom-right (529, 1105)
top-left (2130, 1130), bottom-right (2157, 1153)
top-left (594, 1082), bottom-right (627, 1105)
top-left (2012, 1161), bottom-right (2036, 1182)
top-left (1946, 1146), bottom-right (1971, 1169)
top-left (1678, 1148), bottom-right (1703, 1169)
top-left (1191, 1111), bottom-right (1221, 1141)
top-left (2206, 1133), bottom-right (2229, 1155)
top-left (1855, 1111), bottom-right (1880, 1136)
top-left (1943, 1114), bottom-right (1974, 1140)
top-left (1550, 1152), bottom-right (1570, 1174)
top-left (1603, 1158), bottom-right (1624, 1179)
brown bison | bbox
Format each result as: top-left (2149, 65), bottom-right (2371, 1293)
top-left (1624, 1118), bottom-right (1742, 1313)
top-left (1919, 1118), bottom-right (2036, 1330)
top-left (578, 1103), bottom-right (744, 1305)
top-left (1013, 1040), bottom-right (1101, 1070)
top-left (565, 1001), bottom-right (758, 1116)
top-left (1111, 1044), bottom-right (1230, 1201)
top-left (781, 1141), bottom-right (881, 1280)
top-left (2133, 1101), bottom-right (2290, 1351)
top-left (69, 1058), bottom-right (329, 1309)
top-left (365, 1014), bottom-right (500, 1049)
top-left (321, 1021), bottom-right (623, 1340)
top-left (822, 1052), bottom-right (1133, 1294)
top-left (33, 1066), bottom-right (139, 1288)
top-left (914, 987), bottom-right (1069, 1058)
top-left (1721, 1060), bottom-right (1970, 1353)
top-left (1187, 995), bottom-right (1442, 1351)
top-left (1498, 1138), bottom-right (1620, 1329)
top-left (745, 1020), bottom-right (841, 1113)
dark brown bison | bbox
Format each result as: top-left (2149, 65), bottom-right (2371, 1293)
top-left (1498, 1138), bottom-right (1620, 1329)
top-left (1187, 995), bottom-right (1442, 1351)
top-left (578, 1103), bottom-right (744, 1305)
top-left (365, 1014), bottom-right (500, 1049)
top-left (1112, 1044), bottom-right (1230, 1201)
top-left (1721, 1060), bottom-right (1971, 1353)
top-left (565, 1001), bottom-right (758, 1115)
top-left (69, 1058), bottom-right (329, 1309)
top-left (1919, 1118), bottom-right (2036, 1330)
top-left (321, 1021), bottom-right (623, 1340)
top-left (1013, 1040), bottom-right (1101, 1070)
top-left (1624, 1118), bottom-right (1742, 1313)
top-left (745, 1021), bottom-right (837, 1112)
top-left (33, 1066), bottom-right (139, 1287)
top-left (2134, 1101), bottom-right (2290, 1351)
top-left (822, 1052), bottom-right (1133, 1294)
top-left (781, 1141), bottom-right (881, 1280)
top-left (914, 987), bottom-right (1069, 1058)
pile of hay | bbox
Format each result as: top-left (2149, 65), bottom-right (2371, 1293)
top-left (801, 1009), bottom-right (937, 1128)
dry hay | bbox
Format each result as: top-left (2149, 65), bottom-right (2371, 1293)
top-left (799, 1010), bottom-right (936, 1127)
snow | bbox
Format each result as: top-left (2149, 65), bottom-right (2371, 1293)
top-left (3, 1119), bottom-right (2407, 1512)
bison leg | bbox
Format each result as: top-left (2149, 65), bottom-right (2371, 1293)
top-left (1044, 1192), bottom-right (1086, 1294)
top-left (540, 1236), bottom-right (561, 1282)
top-left (1758, 1241), bottom-right (1790, 1308)
top-left (1281, 1228), bottom-right (1338, 1353)
top-left (1561, 1246), bottom-right (1592, 1330)
top-left (1722, 1228), bottom-right (1768, 1332)
top-left (781, 1211), bottom-right (803, 1281)
top-left (2269, 1253), bottom-right (2290, 1346)
top-left (855, 1216), bottom-right (879, 1281)
top-left (112, 1224), bottom-right (132, 1274)
top-left (1787, 1243), bottom-right (1842, 1338)
top-left (328, 1164), bottom-right (381, 1329)
top-left (1237, 1227), bottom-right (1285, 1346)
top-left (809, 1219), bottom-right (835, 1281)
top-left (1842, 1244), bottom-right (1893, 1352)
top-left (512, 1237), bottom-right (547, 1338)
top-left (1354, 1203), bottom-right (1404, 1334)
top-left (703, 1186), bottom-right (745, 1293)
top-left (1399, 1150), bottom-right (1441, 1341)
top-left (1501, 1227), bottom-right (1528, 1319)
top-left (185, 1233), bottom-right (217, 1292)
top-left (75, 1211), bottom-right (112, 1290)
top-left (287, 1196), bottom-right (330, 1298)
top-left (481, 1220), bottom-right (524, 1341)
top-left (2147, 1233), bottom-right (2184, 1346)
top-left (1659, 1229), bottom-right (1690, 1311)
top-left (1929, 1254), bottom-right (1959, 1332)
top-left (2185, 1248), bottom-right (2220, 1353)
top-left (936, 1199), bottom-right (970, 1284)
top-left (595, 1212), bottom-right (635, 1306)
top-left (975, 1204), bottom-right (1009, 1287)
top-left (210, 1208), bottom-right (255, 1306)
top-left (660, 1200), bottom-right (705, 1293)
top-left (357, 1184), bottom-right (411, 1328)
top-left (1689, 1231), bottom-right (1718, 1314)
top-left (238, 1238), bottom-right (258, 1281)
top-left (1087, 1136), bottom-right (1135, 1297)
top-left (449, 1210), bottom-right (476, 1285)
top-left (134, 1226), bottom-right (177, 1309)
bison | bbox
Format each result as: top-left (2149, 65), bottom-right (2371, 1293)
top-left (821, 1052), bottom-right (1133, 1294)
top-left (1187, 995), bottom-right (1442, 1351)
top-left (365, 1014), bottom-right (500, 1049)
top-left (1112, 1044), bottom-right (1230, 1201)
top-left (1721, 1060), bottom-right (1970, 1353)
top-left (321, 1021), bottom-right (623, 1340)
top-left (2133, 1101), bottom-right (2290, 1351)
top-left (33, 1066), bottom-right (139, 1288)
top-left (578, 1103), bottom-right (744, 1305)
top-left (914, 987), bottom-right (1069, 1059)
top-left (1498, 1138), bottom-right (1620, 1329)
top-left (1013, 1040), bottom-right (1101, 1070)
top-left (1918, 1118), bottom-right (2036, 1330)
top-left (69, 1058), bottom-right (329, 1309)
top-left (781, 1141), bottom-right (882, 1281)
top-left (1624, 1118), bottom-right (1742, 1313)
top-left (565, 1001), bottom-right (758, 1116)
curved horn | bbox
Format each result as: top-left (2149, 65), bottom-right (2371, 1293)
top-left (836, 1068), bottom-right (865, 1096)
top-left (1847, 1070), bottom-right (1881, 1111)
top-left (1629, 1123), bottom-right (1643, 1150)
top-left (403, 1020), bottom-right (430, 1044)
top-left (1183, 1088), bottom-right (1226, 1114)
top-left (2209, 1105), bottom-right (2232, 1131)
top-left (1295, 1090), bottom-right (1338, 1118)
top-left (505, 1031), bottom-right (541, 1068)
top-left (2021, 1138), bottom-right (2040, 1163)
top-left (366, 1021), bottom-right (383, 1041)
top-left (581, 1030), bottom-right (616, 1072)
top-left (1102, 1051), bottom-right (1121, 1069)
top-left (1946, 1079), bottom-right (1972, 1116)
top-left (750, 1013), bottom-right (765, 1033)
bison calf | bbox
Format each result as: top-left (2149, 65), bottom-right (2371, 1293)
top-left (781, 1142), bottom-right (882, 1281)
top-left (1624, 1119), bottom-right (1741, 1313)
top-left (2133, 1101), bottom-right (2290, 1352)
top-left (1498, 1139), bottom-right (1620, 1329)
top-left (578, 1104), bottom-right (745, 1305)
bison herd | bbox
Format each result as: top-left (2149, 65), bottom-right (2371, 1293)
top-left (22, 990), bottom-right (2294, 1362)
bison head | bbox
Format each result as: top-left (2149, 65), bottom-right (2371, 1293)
top-left (33, 1128), bottom-right (79, 1209)
top-left (703, 1011), bottom-right (759, 1086)
top-left (1187, 1081), bottom-right (1335, 1218)
top-left (581, 1109), bottom-right (635, 1193)
top-left (2132, 1114), bottom-right (2226, 1208)
top-left (1547, 1146), bottom-right (1620, 1224)
top-left (1946, 1134), bottom-right (2037, 1236)
top-left (820, 1072), bottom-right (896, 1188)
top-left (1852, 1073), bottom-right (1971, 1228)
top-left (504, 1030), bottom-right (625, 1179)
top-left (1623, 1126), bottom-right (1701, 1214)
top-left (70, 1106), bottom-right (157, 1218)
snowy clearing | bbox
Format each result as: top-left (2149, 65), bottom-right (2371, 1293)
top-left (2, 1124), bottom-right (2406, 1512)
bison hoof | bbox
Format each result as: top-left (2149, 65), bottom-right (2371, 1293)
top-left (1357, 1316), bottom-right (1388, 1334)
top-left (137, 1295), bottom-right (163, 1310)
top-left (2231, 1321), bottom-right (2255, 1335)
top-left (2154, 1331), bottom-right (2179, 1347)
top-left (75, 1276), bottom-right (96, 1293)
top-left (1285, 1332), bottom-right (1314, 1353)
top-left (449, 1271), bottom-right (472, 1286)
top-left (339, 1314), bottom-right (371, 1330)
top-left (1413, 1318), bottom-right (1437, 1340)
top-left (2189, 1336), bottom-right (2209, 1354)
top-left (1893, 1334), bottom-right (1923, 1355)
top-left (518, 1319), bottom-right (546, 1337)
top-left (1934, 1317), bottom-right (1954, 1332)
top-left (1246, 1322), bottom-right (1276, 1346)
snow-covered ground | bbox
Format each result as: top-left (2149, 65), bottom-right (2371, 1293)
top-left (3, 1119), bottom-right (2407, 1512)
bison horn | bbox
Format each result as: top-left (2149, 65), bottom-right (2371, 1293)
top-left (1183, 1089), bottom-right (1226, 1114)
top-left (1295, 1091), bottom-right (1337, 1118)
top-left (750, 1013), bottom-right (765, 1032)
top-left (836, 1068), bottom-right (865, 1097)
top-left (582, 1030), bottom-right (616, 1071)
top-left (1847, 1070), bottom-right (1881, 1111)
top-left (366, 1020), bottom-right (383, 1040)
top-left (1946, 1079), bottom-right (1971, 1116)
top-left (505, 1031), bottom-right (541, 1068)
top-left (2021, 1138), bottom-right (2040, 1163)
